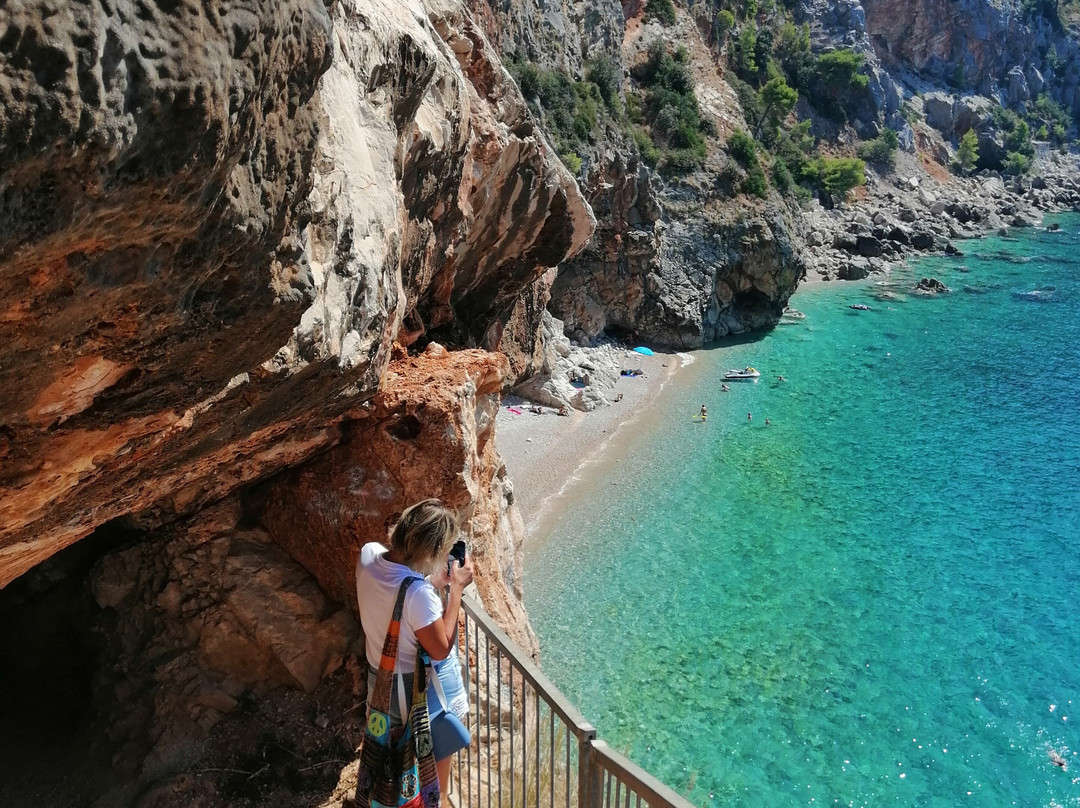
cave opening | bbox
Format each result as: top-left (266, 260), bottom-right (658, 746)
top-left (0, 518), bottom-right (144, 806)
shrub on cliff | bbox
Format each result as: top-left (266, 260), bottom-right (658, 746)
top-left (1004, 151), bottom-right (1032, 175)
top-left (632, 42), bottom-right (712, 174)
top-left (803, 50), bottom-right (869, 122)
top-left (645, 0), bottom-right (677, 26)
top-left (586, 55), bottom-right (622, 113)
top-left (819, 157), bottom-right (865, 202)
top-left (856, 128), bottom-right (898, 168)
top-left (1030, 95), bottom-right (1072, 145)
top-left (714, 10), bottom-right (736, 42)
top-left (726, 130), bottom-right (758, 169)
top-left (742, 164), bottom-right (769, 198)
top-left (508, 58), bottom-right (618, 172)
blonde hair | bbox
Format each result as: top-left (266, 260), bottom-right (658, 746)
top-left (389, 499), bottom-right (459, 573)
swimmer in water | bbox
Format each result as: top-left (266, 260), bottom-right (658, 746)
top-left (699, 404), bottom-right (707, 418)
top-left (765, 418), bottom-right (771, 426)
top-left (747, 412), bottom-right (752, 422)
top-left (721, 383), bottom-right (730, 392)
top-left (1048, 745), bottom-right (1069, 771)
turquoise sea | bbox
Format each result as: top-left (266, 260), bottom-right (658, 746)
top-left (525, 214), bottom-right (1080, 808)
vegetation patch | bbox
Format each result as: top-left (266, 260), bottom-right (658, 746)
top-left (629, 42), bottom-right (715, 175)
top-left (508, 55), bottom-right (623, 175)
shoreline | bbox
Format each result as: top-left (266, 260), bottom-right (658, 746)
top-left (496, 349), bottom-right (694, 545)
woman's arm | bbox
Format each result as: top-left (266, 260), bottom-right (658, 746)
top-left (415, 555), bottom-right (474, 660)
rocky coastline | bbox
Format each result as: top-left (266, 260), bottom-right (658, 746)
top-left (803, 150), bottom-right (1080, 284)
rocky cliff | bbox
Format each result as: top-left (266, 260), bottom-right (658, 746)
top-left (0, 0), bottom-right (589, 801)
top-left (0, 0), bottom-right (591, 585)
top-left (471, 0), bottom-right (808, 350)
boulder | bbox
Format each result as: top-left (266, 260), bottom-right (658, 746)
top-left (839, 258), bottom-right (871, 280)
top-left (911, 231), bottom-right (935, 250)
top-left (1007, 66), bottom-right (1030, 107)
top-left (952, 95), bottom-right (994, 138)
top-left (923, 91), bottom-right (955, 135)
top-left (886, 226), bottom-right (912, 246)
top-left (856, 235), bottom-right (885, 257)
top-left (915, 277), bottom-right (950, 294)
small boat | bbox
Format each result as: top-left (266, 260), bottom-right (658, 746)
top-left (849, 303), bottom-right (872, 311)
top-left (724, 366), bottom-right (760, 380)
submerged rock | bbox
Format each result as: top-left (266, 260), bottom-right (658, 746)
top-left (915, 277), bottom-right (950, 294)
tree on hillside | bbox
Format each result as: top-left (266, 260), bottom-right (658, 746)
top-left (755, 76), bottom-right (798, 139)
top-left (956, 129), bottom-right (979, 175)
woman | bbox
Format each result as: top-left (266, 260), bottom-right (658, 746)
top-left (356, 499), bottom-right (474, 801)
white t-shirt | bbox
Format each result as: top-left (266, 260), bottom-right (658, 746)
top-left (356, 542), bottom-right (443, 672)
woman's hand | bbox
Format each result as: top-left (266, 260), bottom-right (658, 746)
top-left (449, 554), bottom-right (474, 592)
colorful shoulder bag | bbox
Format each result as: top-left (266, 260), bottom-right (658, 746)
top-left (356, 578), bottom-right (440, 808)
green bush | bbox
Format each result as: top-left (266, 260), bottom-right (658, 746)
top-left (820, 156), bottom-right (866, 200)
top-left (1004, 151), bottom-right (1031, 175)
top-left (559, 150), bottom-right (583, 174)
top-left (856, 128), bottom-right (898, 167)
top-left (804, 49), bottom-right (868, 122)
top-left (586, 55), bottom-right (622, 113)
top-left (645, 0), bottom-right (676, 25)
top-left (774, 120), bottom-right (817, 182)
top-left (726, 130), bottom-right (758, 168)
top-left (1031, 94), bottom-right (1072, 145)
top-left (715, 9), bottom-right (736, 40)
top-left (508, 60), bottom-right (618, 161)
top-left (1004, 118), bottom-right (1034, 156)
top-left (735, 25), bottom-right (759, 78)
top-left (634, 42), bottom-right (713, 175)
top-left (664, 148), bottom-right (705, 173)
top-left (632, 126), bottom-right (661, 167)
top-left (771, 158), bottom-right (794, 194)
top-left (742, 164), bottom-right (769, 198)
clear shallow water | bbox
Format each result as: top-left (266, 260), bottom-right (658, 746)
top-left (525, 214), bottom-right (1080, 808)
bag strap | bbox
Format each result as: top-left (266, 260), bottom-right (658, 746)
top-left (370, 577), bottom-right (419, 713)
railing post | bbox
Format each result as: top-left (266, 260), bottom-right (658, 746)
top-left (578, 735), bottom-right (601, 808)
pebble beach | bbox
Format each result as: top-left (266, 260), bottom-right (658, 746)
top-left (495, 349), bottom-right (693, 544)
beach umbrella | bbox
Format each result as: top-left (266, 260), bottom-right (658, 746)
top-left (632, 346), bottom-right (654, 356)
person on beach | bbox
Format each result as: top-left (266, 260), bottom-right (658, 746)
top-left (356, 499), bottom-right (474, 805)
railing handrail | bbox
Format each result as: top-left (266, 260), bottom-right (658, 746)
top-left (587, 742), bottom-right (697, 808)
top-left (459, 594), bottom-right (699, 808)
top-left (461, 593), bottom-right (597, 742)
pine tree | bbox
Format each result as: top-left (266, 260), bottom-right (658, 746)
top-left (956, 129), bottom-right (979, 175)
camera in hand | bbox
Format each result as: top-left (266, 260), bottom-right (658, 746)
top-left (448, 540), bottom-right (467, 567)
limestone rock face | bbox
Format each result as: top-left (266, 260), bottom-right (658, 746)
top-left (551, 198), bottom-right (806, 348)
top-left (0, 0), bottom-right (592, 589)
top-left (861, 0), bottom-right (1080, 113)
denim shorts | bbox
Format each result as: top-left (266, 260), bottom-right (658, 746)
top-left (367, 668), bottom-right (471, 760)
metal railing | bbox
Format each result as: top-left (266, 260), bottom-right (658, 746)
top-left (451, 595), bottom-right (697, 808)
